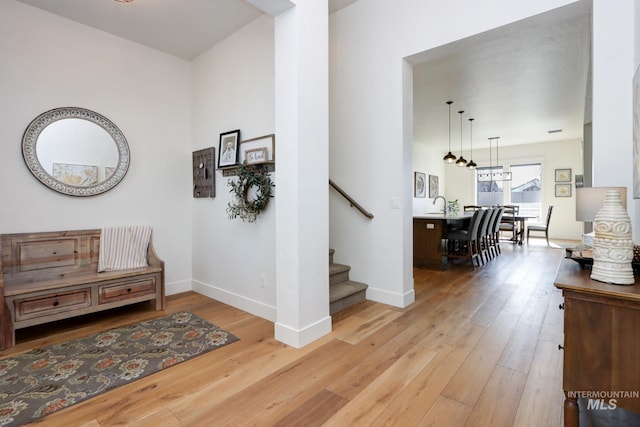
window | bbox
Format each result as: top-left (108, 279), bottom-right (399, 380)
top-left (510, 163), bottom-right (542, 220)
top-left (476, 166), bottom-right (504, 206)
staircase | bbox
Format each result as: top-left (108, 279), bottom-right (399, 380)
top-left (329, 249), bottom-right (368, 315)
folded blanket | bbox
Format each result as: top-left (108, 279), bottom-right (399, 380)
top-left (98, 225), bottom-right (152, 272)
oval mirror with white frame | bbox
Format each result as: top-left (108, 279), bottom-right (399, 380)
top-left (22, 107), bottom-right (130, 196)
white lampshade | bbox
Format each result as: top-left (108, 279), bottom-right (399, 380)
top-left (576, 187), bottom-right (627, 222)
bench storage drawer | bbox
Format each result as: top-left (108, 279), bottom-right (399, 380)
top-left (14, 289), bottom-right (92, 321)
top-left (98, 276), bottom-right (157, 305)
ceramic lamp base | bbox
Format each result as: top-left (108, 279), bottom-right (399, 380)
top-left (590, 190), bottom-right (634, 285)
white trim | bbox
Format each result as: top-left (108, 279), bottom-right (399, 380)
top-left (165, 280), bottom-right (192, 296)
top-left (191, 279), bottom-right (277, 321)
top-left (366, 286), bottom-right (415, 308)
top-left (275, 315), bottom-right (332, 349)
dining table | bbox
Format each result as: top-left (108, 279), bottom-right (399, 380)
top-left (501, 214), bottom-right (539, 244)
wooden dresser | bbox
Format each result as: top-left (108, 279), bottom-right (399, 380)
top-left (554, 257), bottom-right (640, 426)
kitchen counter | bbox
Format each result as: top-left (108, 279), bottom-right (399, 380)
top-left (413, 212), bottom-right (472, 270)
top-left (413, 212), bottom-right (474, 220)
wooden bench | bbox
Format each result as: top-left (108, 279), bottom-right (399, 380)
top-left (0, 229), bottom-right (165, 350)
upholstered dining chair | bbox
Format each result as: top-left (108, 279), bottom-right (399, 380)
top-left (499, 205), bottom-right (520, 242)
top-left (446, 209), bottom-right (483, 268)
top-left (475, 209), bottom-right (493, 265)
top-left (485, 207), bottom-right (504, 260)
top-left (527, 205), bottom-right (554, 245)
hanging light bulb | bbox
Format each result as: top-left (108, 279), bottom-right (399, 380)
top-left (466, 118), bottom-right (477, 169)
top-left (455, 110), bottom-right (467, 167)
top-left (442, 101), bottom-right (457, 164)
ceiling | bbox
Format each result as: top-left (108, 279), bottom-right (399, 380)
top-left (17, 0), bottom-right (359, 60)
top-left (411, 2), bottom-right (592, 151)
top-left (17, 0), bottom-right (591, 151)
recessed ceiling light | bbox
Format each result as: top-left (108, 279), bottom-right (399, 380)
top-left (114, 0), bottom-right (134, 3)
top-left (548, 129), bottom-right (562, 134)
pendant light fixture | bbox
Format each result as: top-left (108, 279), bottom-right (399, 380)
top-left (477, 136), bottom-right (511, 181)
top-left (466, 118), bottom-right (477, 169)
top-left (495, 137), bottom-right (512, 181)
top-left (455, 110), bottom-right (467, 167)
top-left (442, 101), bottom-right (457, 164)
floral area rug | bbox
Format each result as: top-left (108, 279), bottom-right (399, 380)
top-left (0, 311), bottom-right (239, 426)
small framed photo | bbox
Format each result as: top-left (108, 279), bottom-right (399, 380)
top-left (555, 183), bottom-right (572, 197)
top-left (239, 134), bottom-right (275, 164)
top-left (218, 129), bottom-right (240, 168)
top-left (555, 168), bottom-right (572, 182)
top-left (414, 172), bottom-right (426, 198)
top-left (429, 175), bottom-right (439, 199)
top-left (245, 147), bottom-right (268, 165)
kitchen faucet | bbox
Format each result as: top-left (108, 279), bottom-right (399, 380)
top-left (433, 195), bottom-right (448, 213)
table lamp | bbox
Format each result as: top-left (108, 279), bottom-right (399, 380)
top-left (576, 187), bottom-right (626, 246)
top-left (576, 187), bottom-right (633, 285)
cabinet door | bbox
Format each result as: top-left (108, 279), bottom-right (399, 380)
top-left (563, 295), bottom-right (613, 392)
top-left (564, 291), bottom-right (640, 413)
top-left (413, 220), bottom-right (445, 269)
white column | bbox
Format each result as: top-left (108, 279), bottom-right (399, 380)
top-left (273, 0), bottom-right (331, 348)
top-left (591, 0), bottom-right (635, 237)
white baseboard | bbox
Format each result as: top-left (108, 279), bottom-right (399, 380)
top-left (165, 279), bottom-right (192, 296)
top-left (275, 315), bottom-right (332, 349)
top-left (366, 285), bottom-right (415, 308)
top-left (191, 279), bottom-right (277, 322)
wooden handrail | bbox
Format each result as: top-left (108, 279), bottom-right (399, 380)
top-left (329, 179), bottom-right (374, 219)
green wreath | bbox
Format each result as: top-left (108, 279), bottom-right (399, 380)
top-left (227, 163), bottom-right (274, 223)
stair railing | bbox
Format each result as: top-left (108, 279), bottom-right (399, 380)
top-left (329, 179), bottom-right (374, 219)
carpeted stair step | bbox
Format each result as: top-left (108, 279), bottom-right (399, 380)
top-left (329, 280), bottom-right (368, 315)
top-left (328, 249), bottom-right (368, 314)
top-left (330, 263), bottom-right (351, 286)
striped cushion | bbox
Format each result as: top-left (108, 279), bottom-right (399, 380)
top-left (98, 225), bottom-right (152, 272)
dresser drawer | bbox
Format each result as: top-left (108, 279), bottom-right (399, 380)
top-left (99, 277), bottom-right (157, 304)
top-left (14, 289), bottom-right (91, 321)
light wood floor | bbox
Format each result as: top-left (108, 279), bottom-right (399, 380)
top-left (4, 239), bottom-right (573, 426)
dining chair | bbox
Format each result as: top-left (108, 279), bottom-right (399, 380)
top-left (527, 205), bottom-right (554, 245)
top-left (446, 209), bottom-right (483, 268)
top-left (499, 204), bottom-right (520, 242)
top-left (463, 205), bottom-right (483, 211)
top-left (490, 207), bottom-right (505, 257)
top-left (475, 209), bottom-right (493, 265)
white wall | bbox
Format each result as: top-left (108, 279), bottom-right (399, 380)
top-left (191, 16), bottom-right (277, 320)
top-left (412, 141), bottom-right (447, 215)
top-left (330, 0), bottom-right (582, 307)
top-left (0, 1), bottom-right (193, 292)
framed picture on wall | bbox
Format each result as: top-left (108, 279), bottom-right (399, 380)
top-left (429, 175), bottom-right (439, 199)
top-left (555, 168), bottom-right (572, 182)
top-left (414, 172), bottom-right (426, 198)
top-left (218, 129), bottom-right (240, 168)
top-left (555, 183), bottom-right (572, 197)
